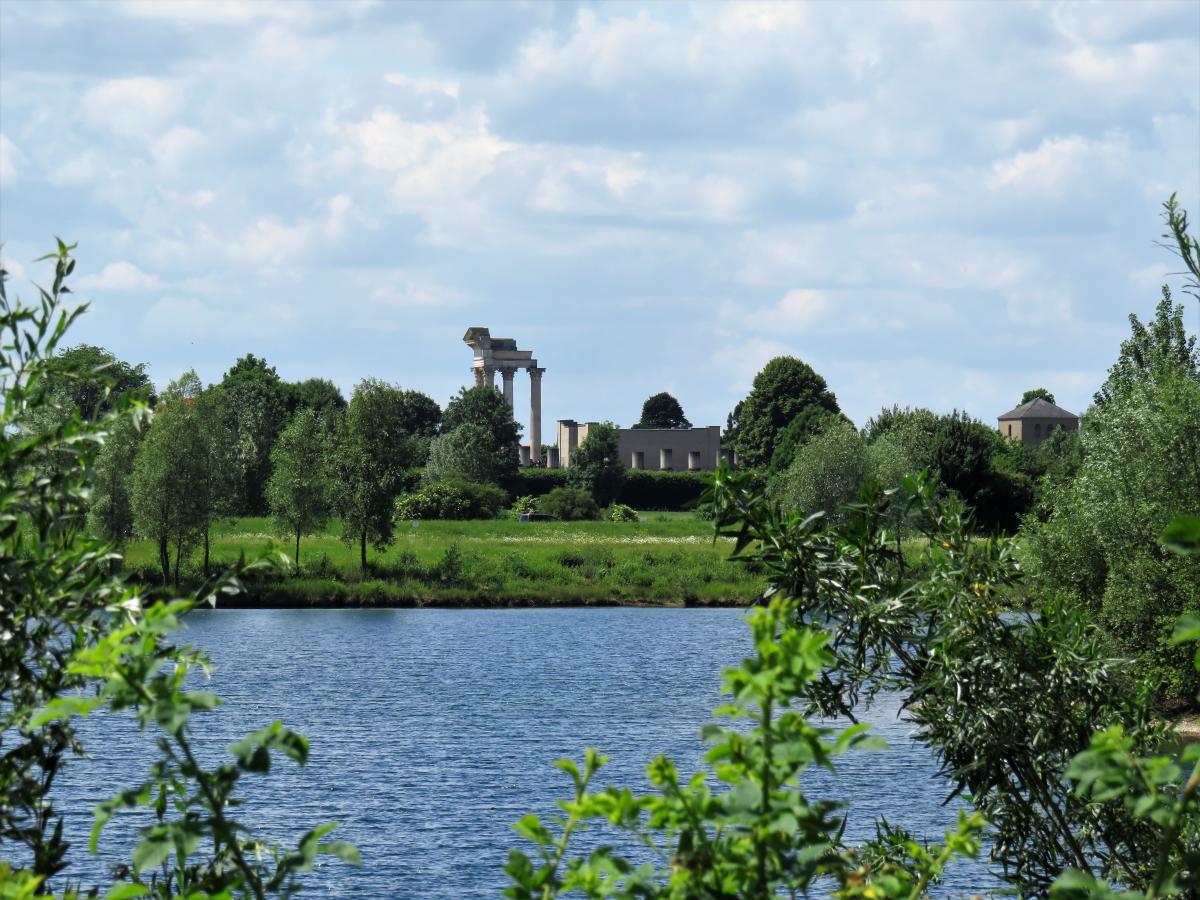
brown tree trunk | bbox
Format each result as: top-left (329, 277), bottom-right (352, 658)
top-left (295, 530), bottom-right (301, 576)
top-left (158, 535), bottom-right (170, 586)
top-left (360, 531), bottom-right (367, 575)
top-left (203, 527), bottom-right (210, 577)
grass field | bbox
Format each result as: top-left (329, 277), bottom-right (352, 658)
top-left (121, 513), bottom-right (767, 608)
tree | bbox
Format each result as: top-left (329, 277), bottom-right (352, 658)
top-left (1094, 286), bottom-right (1198, 408)
top-left (1031, 361), bottom-right (1200, 703)
top-left (43, 344), bottom-right (155, 419)
top-left (267, 409), bottom-right (332, 573)
top-left (397, 389), bottom-right (442, 437)
top-left (191, 384), bottom-right (240, 575)
top-left (734, 357), bottom-right (840, 470)
top-left (86, 413), bottom-right (144, 545)
top-left (440, 385), bottom-right (520, 481)
top-left (290, 377), bottom-right (346, 423)
top-left (334, 379), bottom-right (421, 573)
top-left (1020, 388), bottom-right (1056, 405)
top-left (722, 400), bottom-right (743, 452)
top-left (767, 405), bottom-right (843, 473)
top-left (634, 392), bottom-right (691, 429)
top-left (159, 370), bottom-right (239, 574)
top-left (770, 420), bottom-right (868, 520)
top-left (426, 423), bottom-right (506, 484)
top-left (397, 389), bottom-right (442, 463)
top-left (567, 421), bottom-right (625, 506)
top-left (129, 401), bottom-right (207, 585)
top-left (216, 354), bottom-right (293, 514)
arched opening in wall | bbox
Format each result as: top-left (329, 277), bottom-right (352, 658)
top-left (689, 450), bottom-right (701, 470)
top-left (660, 448), bottom-right (673, 471)
top-left (632, 450), bottom-right (644, 469)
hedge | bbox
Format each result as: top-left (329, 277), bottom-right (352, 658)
top-left (617, 470), bottom-right (711, 510)
top-left (501, 467), bottom-right (711, 511)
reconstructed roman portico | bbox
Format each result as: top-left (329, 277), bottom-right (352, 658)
top-left (463, 326), bottom-right (544, 464)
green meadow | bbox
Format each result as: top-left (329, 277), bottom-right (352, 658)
top-left (121, 513), bottom-right (767, 607)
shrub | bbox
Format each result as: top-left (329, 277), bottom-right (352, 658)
top-left (509, 494), bottom-right (539, 517)
top-left (1028, 369), bottom-right (1200, 702)
top-left (770, 420), bottom-right (867, 521)
top-left (394, 478), bottom-right (508, 520)
top-left (608, 503), bottom-right (639, 522)
top-left (539, 486), bottom-right (601, 521)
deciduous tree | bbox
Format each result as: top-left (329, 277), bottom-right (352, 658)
top-left (1020, 387), bottom-right (1056, 405)
top-left (734, 356), bottom-right (840, 470)
top-left (86, 414), bottom-right (144, 545)
top-left (334, 378), bottom-right (421, 573)
top-left (129, 400), bottom-right (207, 585)
top-left (267, 409), bottom-right (333, 573)
top-left (567, 421), bottom-right (625, 506)
top-left (634, 392), bottom-right (691, 429)
top-left (441, 385), bottom-right (520, 481)
top-left (216, 354), bottom-right (292, 514)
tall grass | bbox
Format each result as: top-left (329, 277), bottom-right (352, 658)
top-left (121, 516), bottom-right (765, 607)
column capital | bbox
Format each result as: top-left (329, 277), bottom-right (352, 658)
top-left (529, 366), bottom-right (545, 379)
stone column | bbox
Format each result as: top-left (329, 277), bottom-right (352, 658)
top-left (529, 367), bottom-right (544, 464)
top-left (501, 366), bottom-right (516, 407)
top-left (483, 365), bottom-right (496, 388)
top-left (472, 366), bottom-right (484, 388)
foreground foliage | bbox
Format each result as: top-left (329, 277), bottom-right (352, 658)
top-left (508, 466), bottom-right (1200, 897)
top-left (1, 243), bottom-right (357, 897)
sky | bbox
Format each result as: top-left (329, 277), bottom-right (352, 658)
top-left (1, 0), bottom-right (1198, 437)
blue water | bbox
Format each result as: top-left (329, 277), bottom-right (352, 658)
top-left (47, 608), bottom-right (996, 896)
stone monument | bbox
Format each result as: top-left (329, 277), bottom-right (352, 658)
top-left (463, 327), bottom-right (544, 464)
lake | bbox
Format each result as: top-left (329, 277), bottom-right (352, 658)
top-left (51, 608), bottom-right (996, 896)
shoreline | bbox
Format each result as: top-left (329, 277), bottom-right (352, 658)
top-left (213, 592), bottom-right (755, 610)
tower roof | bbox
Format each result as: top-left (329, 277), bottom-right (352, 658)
top-left (997, 397), bottom-right (1078, 421)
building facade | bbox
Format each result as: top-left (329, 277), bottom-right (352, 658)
top-left (997, 397), bottom-right (1079, 446)
top-left (555, 420), bottom-right (724, 470)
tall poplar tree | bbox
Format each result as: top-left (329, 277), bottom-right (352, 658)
top-left (267, 409), bottom-right (332, 573)
top-left (334, 379), bottom-right (420, 573)
top-left (129, 402), bottom-right (207, 585)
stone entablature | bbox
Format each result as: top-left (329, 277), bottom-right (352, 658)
top-left (555, 420), bottom-right (724, 471)
top-left (464, 327), bottom-right (543, 464)
top-left (997, 397), bottom-right (1079, 446)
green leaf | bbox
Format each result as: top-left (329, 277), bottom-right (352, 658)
top-left (319, 840), bottom-right (362, 865)
top-left (1161, 515), bottom-right (1200, 555)
top-left (132, 833), bottom-right (172, 872)
top-left (30, 694), bottom-right (103, 728)
top-left (105, 884), bottom-right (150, 899)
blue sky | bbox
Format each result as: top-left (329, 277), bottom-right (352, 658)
top-left (1, 1), bottom-right (1197, 435)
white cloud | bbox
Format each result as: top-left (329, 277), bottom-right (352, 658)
top-left (988, 134), bottom-right (1129, 195)
top-left (229, 194), bottom-right (356, 270)
top-left (82, 77), bottom-right (179, 140)
top-left (351, 268), bottom-right (463, 312)
top-left (114, 0), bottom-right (376, 26)
top-left (0, 133), bottom-right (26, 185)
top-left (385, 72), bottom-right (461, 101)
top-left (77, 261), bottom-right (163, 292)
top-left (150, 126), bottom-right (205, 172)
